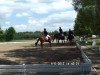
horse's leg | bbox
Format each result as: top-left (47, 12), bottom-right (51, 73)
top-left (62, 40), bottom-right (63, 44)
top-left (41, 42), bottom-right (43, 48)
top-left (69, 40), bottom-right (72, 45)
top-left (49, 41), bottom-right (52, 47)
top-left (64, 37), bottom-right (66, 43)
top-left (56, 39), bottom-right (57, 43)
top-left (64, 40), bottom-right (65, 43)
top-left (35, 38), bottom-right (40, 46)
top-left (58, 39), bottom-right (59, 44)
top-left (63, 37), bottom-right (65, 44)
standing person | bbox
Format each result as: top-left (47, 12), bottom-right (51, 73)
top-left (43, 28), bottom-right (50, 40)
top-left (59, 27), bottom-right (63, 36)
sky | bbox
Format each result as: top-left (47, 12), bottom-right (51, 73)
top-left (0, 0), bottom-right (77, 32)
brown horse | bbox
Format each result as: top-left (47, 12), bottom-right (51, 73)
top-left (35, 36), bottom-right (52, 48)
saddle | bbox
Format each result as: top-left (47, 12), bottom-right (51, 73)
top-left (59, 33), bottom-right (64, 37)
top-left (44, 35), bottom-right (50, 41)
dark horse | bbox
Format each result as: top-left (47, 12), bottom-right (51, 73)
top-left (53, 32), bottom-right (67, 44)
top-left (67, 34), bottom-right (75, 43)
top-left (35, 35), bottom-right (52, 48)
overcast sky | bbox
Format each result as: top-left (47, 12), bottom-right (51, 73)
top-left (0, 0), bottom-right (77, 32)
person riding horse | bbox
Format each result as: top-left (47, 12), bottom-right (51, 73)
top-left (35, 28), bottom-right (51, 48)
top-left (43, 28), bottom-right (50, 40)
top-left (52, 27), bottom-right (65, 44)
top-left (68, 29), bottom-right (73, 35)
top-left (59, 27), bottom-right (64, 36)
top-left (67, 29), bottom-right (74, 43)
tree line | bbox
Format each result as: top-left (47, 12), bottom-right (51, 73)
top-left (73, 0), bottom-right (100, 36)
top-left (0, 27), bottom-right (16, 41)
top-left (0, 27), bottom-right (60, 42)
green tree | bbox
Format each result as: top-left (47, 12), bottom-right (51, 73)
top-left (14, 32), bottom-right (34, 40)
top-left (0, 27), bottom-right (4, 41)
top-left (50, 30), bottom-right (58, 35)
top-left (73, 0), bottom-right (99, 35)
top-left (0, 27), bottom-right (3, 34)
top-left (95, 0), bottom-right (100, 34)
top-left (5, 27), bottom-right (16, 41)
top-left (33, 31), bottom-right (42, 38)
top-left (74, 8), bottom-right (93, 36)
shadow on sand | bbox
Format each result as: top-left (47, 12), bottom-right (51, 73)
top-left (2, 43), bottom-right (82, 64)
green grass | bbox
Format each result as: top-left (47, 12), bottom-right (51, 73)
top-left (86, 39), bottom-right (100, 45)
top-left (86, 38), bottom-right (100, 52)
top-left (96, 39), bottom-right (100, 45)
top-left (76, 37), bottom-right (100, 51)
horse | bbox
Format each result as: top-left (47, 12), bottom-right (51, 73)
top-left (67, 34), bottom-right (75, 43)
top-left (35, 35), bottom-right (52, 48)
top-left (53, 32), bottom-right (67, 44)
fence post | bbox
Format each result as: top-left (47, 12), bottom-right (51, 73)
top-left (23, 64), bottom-right (26, 75)
top-left (92, 35), bottom-right (96, 50)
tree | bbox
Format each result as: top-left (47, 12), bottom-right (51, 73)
top-left (73, 0), bottom-right (99, 36)
top-left (0, 27), bottom-right (3, 34)
top-left (73, 0), bottom-right (82, 11)
top-left (5, 27), bottom-right (16, 41)
top-left (33, 31), bottom-right (42, 38)
top-left (14, 32), bottom-right (34, 40)
top-left (95, 0), bottom-right (100, 34)
top-left (74, 7), bottom-right (93, 36)
top-left (73, 0), bottom-right (94, 11)
top-left (0, 27), bottom-right (4, 41)
top-left (50, 30), bottom-right (58, 35)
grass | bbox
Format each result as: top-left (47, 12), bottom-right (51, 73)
top-left (81, 38), bottom-right (100, 51)
top-left (86, 38), bottom-right (100, 45)
top-left (76, 36), bottom-right (100, 52)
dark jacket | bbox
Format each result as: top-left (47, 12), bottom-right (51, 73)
top-left (44, 30), bottom-right (48, 36)
top-left (59, 28), bottom-right (63, 34)
top-left (69, 30), bottom-right (73, 35)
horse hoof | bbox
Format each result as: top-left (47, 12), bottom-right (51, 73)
top-left (35, 43), bottom-right (37, 46)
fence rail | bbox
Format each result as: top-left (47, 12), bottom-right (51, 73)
top-left (0, 65), bottom-right (90, 74)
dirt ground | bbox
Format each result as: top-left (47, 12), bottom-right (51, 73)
top-left (0, 42), bottom-right (35, 51)
top-left (0, 42), bottom-right (82, 65)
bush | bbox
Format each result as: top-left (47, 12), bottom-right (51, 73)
top-left (5, 27), bottom-right (16, 41)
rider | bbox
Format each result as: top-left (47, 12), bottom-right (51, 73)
top-left (43, 28), bottom-right (50, 40)
top-left (59, 27), bottom-right (64, 36)
top-left (67, 29), bottom-right (74, 42)
top-left (68, 29), bottom-right (73, 35)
